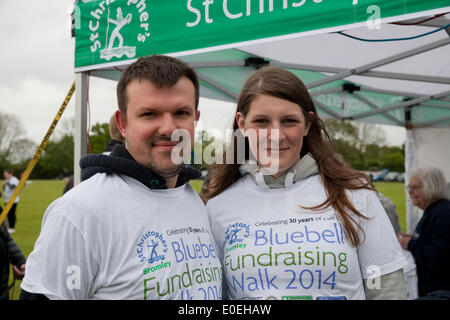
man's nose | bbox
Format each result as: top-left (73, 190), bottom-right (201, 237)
top-left (158, 113), bottom-right (177, 137)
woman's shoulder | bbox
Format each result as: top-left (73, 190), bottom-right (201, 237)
top-left (206, 175), bottom-right (253, 206)
top-left (436, 198), bottom-right (450, 207)
top-left (429, 198), bottom-right (450, 216)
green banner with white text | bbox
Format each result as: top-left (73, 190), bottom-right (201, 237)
top-left (74, 0), bottom-right (449, 71)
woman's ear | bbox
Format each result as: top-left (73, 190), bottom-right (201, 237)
top-left (304, 111), bottom-right (314, 136)
top-left (235, 112), bottom-right (246, 133)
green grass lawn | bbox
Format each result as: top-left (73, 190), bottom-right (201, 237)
top-left (373, 181), bottom-right (407, 233)
top-left (2, 179), bottom-right (406, 299)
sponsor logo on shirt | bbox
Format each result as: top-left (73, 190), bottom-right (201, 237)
top-left (282, 295), bottom-right (313, 300)
top-left (316, 296), bottom-right (347, 300)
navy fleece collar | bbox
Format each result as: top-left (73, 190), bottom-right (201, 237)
top-left (80, 144), bottom-right (201, 189)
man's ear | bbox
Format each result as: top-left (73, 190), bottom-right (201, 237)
top-left (196, 109), bottom-right (200, 122)
top-left (115, 110), bottom-right (126, 138)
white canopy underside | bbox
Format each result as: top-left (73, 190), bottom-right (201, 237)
top-left (75, 14), bottom-right (450, 232)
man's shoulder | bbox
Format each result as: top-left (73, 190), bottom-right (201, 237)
top-left (66, 172), bottom-right (117, 194)
top-left (49, 173), bottom-right (126, 215)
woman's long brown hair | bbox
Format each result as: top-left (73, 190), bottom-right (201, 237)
top-left (201, 67), bottom-right (374, 247)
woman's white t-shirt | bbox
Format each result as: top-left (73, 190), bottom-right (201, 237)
top-left (207, 174), bottom-right (407, 300)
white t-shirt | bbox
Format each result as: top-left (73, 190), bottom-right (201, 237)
top-left (207, 174), bottom-right (407, 300)
top-left (4, 176), bottom-right (19, 203)
top-left (21, 173), bottom-right (223, 300)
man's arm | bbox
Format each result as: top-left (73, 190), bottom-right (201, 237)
top-left (20, 205), bottom-right (97, 300)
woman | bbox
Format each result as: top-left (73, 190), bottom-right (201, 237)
top-left (398, 167), bottom-right (450, 297)
top-left (203, 67), bottom-right (407, 300)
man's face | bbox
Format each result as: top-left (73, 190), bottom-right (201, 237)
top-left (3, 171), bottom-right (11, 179)
top-left (116, 77), bottom-right (199, 178)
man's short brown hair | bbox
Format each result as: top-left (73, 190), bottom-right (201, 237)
top-left (117, 55), bottom-right (200, 115)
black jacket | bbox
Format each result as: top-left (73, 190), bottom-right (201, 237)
top-left (0, 219), bottom-right (26, 300)
top-left (408, 198), bottom-right (450, 296)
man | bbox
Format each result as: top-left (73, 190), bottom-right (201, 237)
top-left (377, 192), bottom-right (401, 235)
top-left (2, 169), bottom-right (20, 233)
top-left (20, 55), bottom-right (223, 300)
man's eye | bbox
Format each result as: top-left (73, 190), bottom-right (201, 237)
top-left (142, 112), bottom-right (156, 117)
top-left (177, 110), bottom-right (191, 116)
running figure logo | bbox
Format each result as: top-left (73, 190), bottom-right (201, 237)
top-left (100, 7), bottom-right (136, 61)
top-left (225, 222), bottom-right (250, 245)
top-left (147, 239), bottom-right (165, 264)
top-left (136, 230), bottom-right (169, 265)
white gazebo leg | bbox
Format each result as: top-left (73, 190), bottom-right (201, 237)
top-left (74, 72), bottom-right (88, 186)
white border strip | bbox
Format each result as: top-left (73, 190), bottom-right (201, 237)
top-left (75, 7), bottom-right (450, 73)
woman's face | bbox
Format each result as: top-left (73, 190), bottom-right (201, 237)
top-left (408, 174), bottom-right (433, 210)
top-left (236, 94), bottom-right (312, 177)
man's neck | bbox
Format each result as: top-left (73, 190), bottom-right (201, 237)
top-left (165, 175), bottom-right (179, 189)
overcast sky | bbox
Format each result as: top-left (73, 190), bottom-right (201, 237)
top-left (2, 1), bottom-right (448, 148)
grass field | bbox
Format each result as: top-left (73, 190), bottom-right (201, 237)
top-left (373, 181), bottom-right (407, 233)
top-left (1, 179), bottom-right (406, 299)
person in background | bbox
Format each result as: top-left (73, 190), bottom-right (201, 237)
top-left (2, 169), bottom-right (20, 233)
top-left (398, 167), bottom-right (450, 298)
top-left (203, 67), bottom-right (407, 300)
top-left (372, 184), bottom-right (402, 235)
top-left (0, 213), bottom-right (26, 300)
top-left (103, 113), bottom-right (125, 155)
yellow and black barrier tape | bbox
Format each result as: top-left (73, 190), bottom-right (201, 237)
top-left (0, 81), bottom-right (76, 226)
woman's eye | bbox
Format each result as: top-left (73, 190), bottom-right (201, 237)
top-left (253, 119), bottom-right (268, 124)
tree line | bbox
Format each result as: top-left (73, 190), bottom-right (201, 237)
top-left (0, 111), bottom-right (110, 179)
top-left (0, 111), bottom-right (404, 180)
top-left (323, 119), bottom-right (404, 172)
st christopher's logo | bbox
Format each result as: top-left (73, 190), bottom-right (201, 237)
top-left (100, 7), bottom-right (135, 61)
top-left (136, 230), bottom-right (169, 266)
top-left (225, 222), bottom-right (250, 245)
top-left (88, 1), bottom-right (151, 61)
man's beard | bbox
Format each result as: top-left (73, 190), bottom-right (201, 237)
top-left (149, 134), bottom-right (185, 178)
top-left (150, 160), bottom-right (184, 179)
